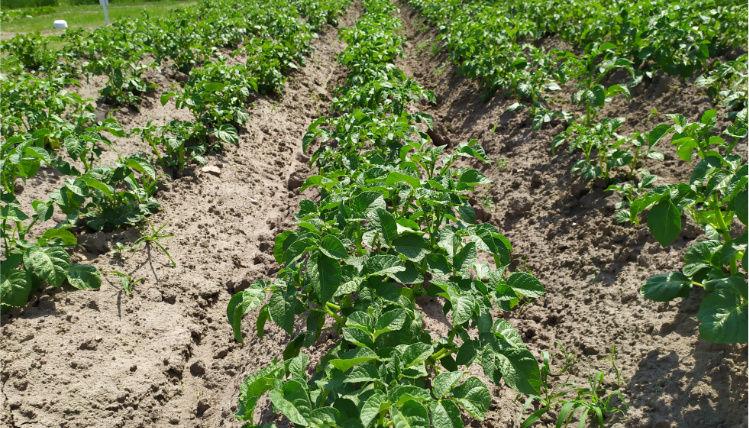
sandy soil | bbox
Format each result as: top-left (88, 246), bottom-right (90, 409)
top-left (1, 2), bottom-right (747, 428)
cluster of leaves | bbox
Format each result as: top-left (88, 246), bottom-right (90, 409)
top-left (0, 0), bottom-right (351, 103)
top-left (1, 119), bottom-right (161, 311)
top-left (226, 1), bottom-right (548, 427)
top-left (517, 343), bottom-right (628, 428)
top-left (0, 73), bottom-right (92, 147)
top-left (408, 0), bottom-right (748, 346)
top-left (2, 0), bottom-right (354, 313)
top-left (610, 111), bottom-right (747, 344)
top-left (410, 0), bottom-right (747, 184)
top-left (0, 6), bottom-right (58, 23)
top-left (84, 56), bottom-right (158, 109)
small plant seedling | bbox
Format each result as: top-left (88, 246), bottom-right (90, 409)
top-left (482, 195), bottom-right (494, 210)
top-left (517, 343), bottom-right (628, 428)
top-left (103, 270), bottom-right (145, 294)
top-left (433, 61), bottom-right (448, 77)
top-left (133, 219), bottom-right (176, 268)
top-left (429, 41), bottom-right (441, 57)
top-left (495, 156), bottom-right (509, 172)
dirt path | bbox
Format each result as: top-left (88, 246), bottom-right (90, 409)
top-left (394, 3), bottom-right (747, 427)
top-left (0, 5), bottom-right (359, 428)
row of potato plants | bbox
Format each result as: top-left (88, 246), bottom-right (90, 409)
top-left (225, 1), bottom-right (548, 426)
top-left (0, 0), bottom-right (351, 310)
top-left (408, 0), bottom-right (747, 344)
top-left (1, 77), bottom-right (161, 310)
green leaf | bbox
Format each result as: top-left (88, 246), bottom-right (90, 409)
top-left (33, 201), bottom-right (53, 222)
top-left (426, 253), bottom-right (451, 276)
top-left (273, 230), bottom-right (295, 265)
top-left (648, 124), bottom-right (672, 149)
top-left (374, 308), bottom-right (409, 338)
top-left (227, 283), bottom-right (266, 343)
top-left (492, 319), bottom-right (525, 349)
top-left (641, 272), bottom-right (692, 302)
top-left (344, 364), bottom-right (381, 383)
top-left (360, 391), bottom-right (387, 427)
top-left (393, 234), bottom-right (429, 262)
top-left (589, 85), bottom-right (606, 107)
top-left (402, 343), bottom-right (433, 367)
top-left (389, 386), bottom-right (432, 405)
top-left (256, 305), bottom-right (269, 340)
top-left (213, 124), bottom-right (239, 145)
top-left (1, 269), bottom-right (31, 307)
top-left (431, 400), bottom-right (463, 428)
top-left (269, 287), bottom-right (296, 335)
top-left (320, 235), bottom-right (348, 259)
top-left (365, 255), bottom-right (406, 277)
top-left (308, 252), bottom-right (341, 304)
top-left (495, 347), bottom-right (542, 395)
top-left (450, 293), bottom-right (474, 326)
top-left (63, 136), bottom-right (85, 160)
top-left (432, 371), bottom-right (464, 399)
top-left (458, 205), bottom-right (476, 224)
top-left (125, 158), bottom-right (156, 179)
top-left (386, 171), bottom-right (421, 188)
top-left (23, 246), bottom-right (70, 287)
top-left (452, 377), bottom-right (491, 420)
top-left (330, 347), bottom-right (378, 372)
top-left (269, 380), bottom-right (311, 426)
top-left (459, 169), bottom-right (491, 186)
top-left (734, 189), bottom-right (747, 225)
top-left (1, 205), bottom-right (28, 222)
top-left (80, 176), bottom-right (113, 198)
top-left (354, 191), bottom-right (386, 214)
top-left (453, 242), bottom-right (477, 275)
top-left (369, 208), bottom-right (398, 245)
top-left (66, 264), bottom-right (101, 290)
top-left (647, 199), bottom-right (681, 247)
top-left (310, 407), bottom-right (340, 425)
top-left (506, 272), bottom-right (546, 298)
top-left (160, 91), bottom-right (175, 106)
top-left (698, 287), bottom-right (748, 343)
top-left (391, 400), bottom-right (429, 428)
top-left (204, 81), bottom-right (226, 92)
top-left (343, 327), bottom-right (374, 349)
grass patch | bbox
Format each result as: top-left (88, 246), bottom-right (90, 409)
top-left (1, 0), bottom-right (194, 39)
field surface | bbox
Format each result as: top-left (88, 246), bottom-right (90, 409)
top-left (0, 0), bottom-right (747, 427)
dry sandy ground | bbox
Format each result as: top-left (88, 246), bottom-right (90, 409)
top-left (1, 2), bottom-right (747, 428)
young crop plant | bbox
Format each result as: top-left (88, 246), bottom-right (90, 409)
top-left (135, 120), bottom-right (208, 171)
top-left (517, 343), bottom-right (628, 428)
top-left (553, 117), bottom-right (670, 183)
top-left (226, 1), bottom-right (547, 426)
top-left (161, 61), bottom-right (254, 148)
top-left (0, 74), bottom-right (94, 147)
top-left (695, 54), bottom-right (748, 120)
top-left (85, 57), bottom-right (158, 109)
top-left (1, 133), bottom-right (101, 311)
top-left (562, 43), bottom-right (634, 128)
top-left (0, 32), bottom-right (58, 72)
top-left (627, 111), bottom-right (747, 343)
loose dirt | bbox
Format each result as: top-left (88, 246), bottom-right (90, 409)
top-left (1, 2), bottom-right (747, 428)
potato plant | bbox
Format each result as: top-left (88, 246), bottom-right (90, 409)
top-left (629, 111), bottom-right (747, 343)
top-left (227, 1), bottom-right (546, 426)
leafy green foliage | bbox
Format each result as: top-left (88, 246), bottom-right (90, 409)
top-left (227, 1), bottom-right (546, 426)
top-left (627, 112), bottom-right (748, 343)
top-left (517, 342), bottom-right (628, 428)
